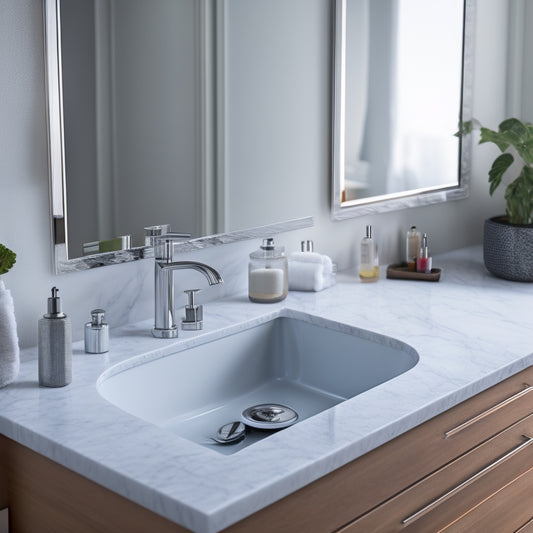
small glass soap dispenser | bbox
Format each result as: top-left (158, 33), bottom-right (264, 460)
top-left (38, 287), bottom-right (72, 387)
top-left (249, 238), bottom-right (288, 303)
top-left (359, 225), bottom-right (379, 282)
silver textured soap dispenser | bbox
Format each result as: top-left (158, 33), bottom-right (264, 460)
top-left (38, 287), bottom-right (72, 387)
top-left (84, 309), bottom-right (109, 354)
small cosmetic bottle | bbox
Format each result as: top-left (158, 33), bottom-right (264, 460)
top-left (249, 238), bottom-right (288, 303)
top-left (406, 226), bottom-right (421, 271)
top-left (84, 309), bottom-right (109, 354)
top-left (38, 287), bottom-right (72, 387)
top-left (359, 225), bottom-right (379, 282)
top-left (416, 233), bottom-right (433, 273)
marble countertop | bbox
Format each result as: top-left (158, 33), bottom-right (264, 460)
top-left (2, 246), bottom-right (533, 533)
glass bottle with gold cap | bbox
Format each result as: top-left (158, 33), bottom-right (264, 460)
top-left (359, 225), bottom-right (379, 282)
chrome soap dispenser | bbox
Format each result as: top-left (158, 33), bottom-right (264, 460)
top-left (84, 309), bottom-right (109, 354)
top-left (38, 287), bottom-right (72, 387)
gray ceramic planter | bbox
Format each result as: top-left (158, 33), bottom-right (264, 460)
top-left (484, 216), bottom-right (533, 281)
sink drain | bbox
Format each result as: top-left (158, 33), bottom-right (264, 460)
top-left (242, 403), bottom-right (298, 429)
top-left (213, 421), bottom-right (246, 444)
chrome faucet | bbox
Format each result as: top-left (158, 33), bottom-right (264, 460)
top-left (151, 234), bottom-right (223, 338)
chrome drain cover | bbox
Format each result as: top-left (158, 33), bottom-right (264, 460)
top-left (213, 421), bottom-right (246, 444)
top-left (242, 403), bottom-right (298, 429)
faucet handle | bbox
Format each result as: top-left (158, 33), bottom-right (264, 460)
top-left (145, 225), bottom-right (190, 244)
top-left (182, 289), bottom-right (203, 331)
top-left (150, 231), bottom-right (192, 261)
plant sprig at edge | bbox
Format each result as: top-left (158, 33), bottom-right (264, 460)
top-left (456, 117), bottom-right (533, 225)
top-left (0, 244), bottom-right (16, 275)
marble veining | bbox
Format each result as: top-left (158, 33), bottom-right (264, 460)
top-left (2, 246), bottom-right (533, 533)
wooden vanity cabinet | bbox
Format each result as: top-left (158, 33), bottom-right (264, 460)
top-left (1, 365), bottom-right (533, 533)
top-left (0, 437), bottom-right (7, 511)
top-left (227, 365), bottom-right (533, 533)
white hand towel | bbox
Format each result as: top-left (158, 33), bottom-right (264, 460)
top-left (0, 280), bottom-right (20, 387)
top-left (288, 253), bottom-right (336, 292)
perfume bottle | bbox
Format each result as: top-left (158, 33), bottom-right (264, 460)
top-left (406, 226), bottom-right (421, 272)
top-left (359, 225), bottom-right (379, 282)
top-left (416, 233), bottom-right (433, 273)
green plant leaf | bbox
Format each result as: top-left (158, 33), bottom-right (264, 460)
top-left (488, 153), bottom-right (513, 195)
top-left (504, 166), bottom-right (533, 224)
top-left (479, 127), bottom-right (510, 152)
top-left (498, 117), bottom-right (529, 139)
top-left (0, 244), bottom-right (16, 275)
top-left (454, 120), bottom-right (473, 138)
top-left (516, 138), bottom-right (533, 166)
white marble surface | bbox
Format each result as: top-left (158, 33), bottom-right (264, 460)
top-left (2, 246), bottom-right (533, 533)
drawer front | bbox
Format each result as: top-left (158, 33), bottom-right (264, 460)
top-left (441, 466), bottom-right (533, 533)
top-left (340, 414), bottom-right (533, 533)
top-left (516, 517), bottom-right (533, 533)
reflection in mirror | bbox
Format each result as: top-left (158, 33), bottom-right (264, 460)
top-left (59, 0), bottom-right (208, 258)
top-left (44, 0), bottom-right (313, 273)
top-left (332, 0), bottom-right (474, 219)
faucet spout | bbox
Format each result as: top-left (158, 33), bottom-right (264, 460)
top-left (152, 260), bottom-right (223, 338)
top-left (164, 261), bottom-right (223, 286)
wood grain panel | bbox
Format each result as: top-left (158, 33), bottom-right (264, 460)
top-left (0, 436), bottom-right (7, 510)
top-left (0, 435), bottom-right (190, 533)
top-left (442, 466), bottom-right (533, 533)
top-left (339, 415), bottom-right (533, 532)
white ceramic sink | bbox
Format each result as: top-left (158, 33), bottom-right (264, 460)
top-left (97, 315), bottom-right (418, 454)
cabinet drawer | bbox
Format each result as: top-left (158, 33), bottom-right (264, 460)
top-left (516, 517), bottom-right (533, 533)
top-left (441, 465), bottom-right (533, 533)
top-left (340, 414), bottom-right (533, 532)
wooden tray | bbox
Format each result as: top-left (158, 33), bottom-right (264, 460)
top-left (386, 263), bottom-right (441, 282)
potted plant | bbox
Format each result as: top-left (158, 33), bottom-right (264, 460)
top-left (457, 117), bottom-right (533, 281)
top-left (0, 243), bottom-right (19, 387)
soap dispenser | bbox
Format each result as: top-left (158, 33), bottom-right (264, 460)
top-left (84, 309), bottom-right (109, 354)
top-left (38, 287), bottom-right (72, 387)
top-left (249, 238), bottom-right (288, 303)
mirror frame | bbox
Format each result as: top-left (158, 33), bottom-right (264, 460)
top-left (331, 0), bottom-right (475, 221)
top-left (43, 0), bottom-right (312, 274)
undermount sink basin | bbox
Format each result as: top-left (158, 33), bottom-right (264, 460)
top-left (97, 315), bottom-right (418, 454)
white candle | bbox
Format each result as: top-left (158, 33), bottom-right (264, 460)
top-left (249, 268), bottom-right (285, 300)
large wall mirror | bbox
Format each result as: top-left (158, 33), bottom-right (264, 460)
top-left (43, 0), bottom-right (312, 274)
top-left (332, 0), bottom-right (474, 219)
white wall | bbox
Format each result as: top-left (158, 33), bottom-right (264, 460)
top-left (0, 0), bottom-right (511, 348)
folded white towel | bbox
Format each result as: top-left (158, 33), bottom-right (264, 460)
top-left (289, 251), bottom-right (334, 271)
top-left (0, 280), bottom-right (20, 387)
top-left (288, 253), bottom-right (336, 292)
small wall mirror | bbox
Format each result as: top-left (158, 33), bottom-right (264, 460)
top-left (332, 0), bottom-right (474, 219)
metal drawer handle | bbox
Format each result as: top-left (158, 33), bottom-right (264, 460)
top-left (403, 435), bottom-right (533, 525)
top-left (445, 385), bottom-right (533, 438)
top-left (515, 516), bottom-right (533, 533)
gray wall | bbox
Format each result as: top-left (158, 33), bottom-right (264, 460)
top-left (0, 0), bottom-right (514, 348)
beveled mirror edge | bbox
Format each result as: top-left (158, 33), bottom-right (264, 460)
top-left (53, 217), bottom-right (314, 274)
top-left (331, 0), bottom-right (475, 221)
